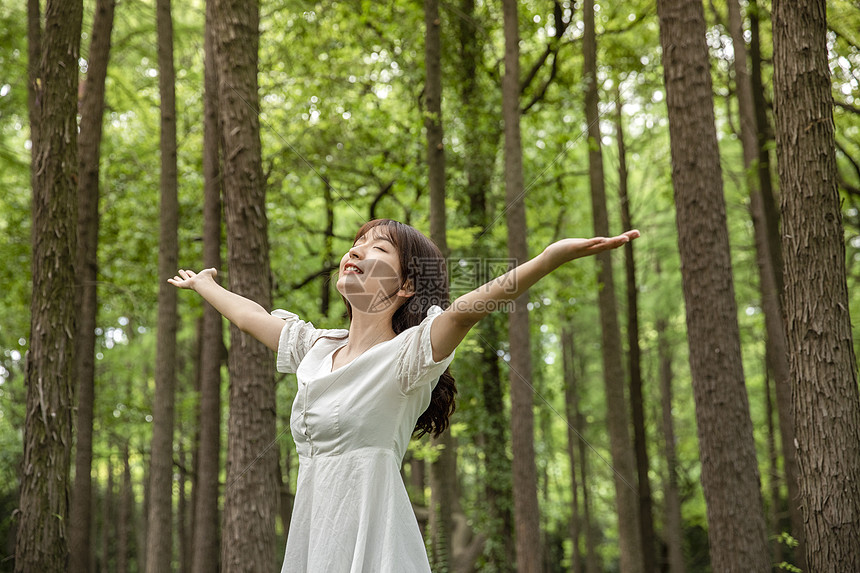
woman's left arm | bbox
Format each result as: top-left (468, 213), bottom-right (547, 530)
top-left (429, 230), bottom-right (639, 361)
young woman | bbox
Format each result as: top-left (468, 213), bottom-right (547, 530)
top-left (169, 218), bottom-right (639, 572)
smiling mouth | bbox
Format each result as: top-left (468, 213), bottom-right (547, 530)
top-left (343, 264), bottom-right (363, 274)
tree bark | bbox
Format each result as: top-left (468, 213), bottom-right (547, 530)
top-left (561, 326), bottom-right (582, 573)
top-left (191, 1), bottom-right (224, 571)
top-left (655, 318), bottom-right (686, 573)
top-left (614, 95), bottom-right (656, 573)
top-left (457, 0), bottom-right (513, 567)
top-left (656, 0), bottom-right (770, 569)
top-left (145, 0), bottom-right (180, 569)
top-left (772, 0), bottom-right (860, 568)
top-left (101, 456), bottom-right (115, 571)
top-left (763, 361), bottom-right (783, 565)
top-left (178, 449), bottom-right (191, 573)
top-left (423, 2), bottom-right (457, 567)
top-left (16, 1), bottom-right (83, 570)
top-left (213, 0), bottom-right (279, 569)
top-left (749, 0), bottom-right (806, 561)
top-left (425, 0), bottom-right (446, 249)
top-left (576, 363), bottom-right (600, 573)
top-left (69, 2), bottom-right (116, 571)
top-left (583, 2), bottom-right (643, 571)
top-left (117, 442), bottom-right (133, 573)
top-left (725, 3), bottom-right (805, 564)
top-left (502, 0), bottom-right (543, 569)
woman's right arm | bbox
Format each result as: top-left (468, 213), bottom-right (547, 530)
top-left (168, 268), bottom-right (285, 351)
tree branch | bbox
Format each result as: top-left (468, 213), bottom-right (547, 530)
top-left (835, 100), bottom-right (860, 115)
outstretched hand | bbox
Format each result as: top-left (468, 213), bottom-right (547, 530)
top-left (167, 268), bottom-right (218, 290)
top-left (543, 230), bottom-right (640, 268)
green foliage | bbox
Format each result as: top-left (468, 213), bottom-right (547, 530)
top-left (1, 0), bottom-right (859, 569)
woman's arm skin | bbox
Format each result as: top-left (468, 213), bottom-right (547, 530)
top-left (168, 268), bottom-right (285, 351)
top-left (430, 230), bottom-right (640, 361)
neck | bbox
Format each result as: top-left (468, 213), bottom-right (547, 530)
top-left (345, 308), bottom-right (398, 351)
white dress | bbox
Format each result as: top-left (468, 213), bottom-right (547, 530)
top-left (273, 305), bottom-right (456, 573)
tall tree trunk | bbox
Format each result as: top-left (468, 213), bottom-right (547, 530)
top-left (501, 0), bottom-right (542, 569)
top-left (178, 449), bottom-right (191, 573)
top-left (561, 326), bottom-right (582, 573)
top-left (457, 0), bottom-right (513, 567)
top-left (145, 0), bottom-right (180, 569)
top-left (117, 442), bottom-right (133, 573)
top-left (772, 0), bottom-right (860, 568)
top-left (191, 2), bottom-right (224, 571)
top-left (423, 2), bottom-right (456, 566)
top-left (748, 0), bottom-right (806, 559)
top-left (321, 180), bottom-right (334, 316)
top-left (748, 0), bottom-right (784, 291)
top-left (26, 0), bottom-right (40, 162)
top-left (101, 456), bottom-right (115, 571)
top-left (582, 2), bottom-right (643, 571)
top-left (575, 361), bottom-right (600, 573)
top-left (277, 448), bottom-right (293, 538)
top-left (213, 0), bottom-right (278, 568)
top-left (763, 361), bottom-right (783, 565)
top-left (16, 1), bottom-right (83, 570)
top-left (655, 318), bottom-right (685, 573)
top-left (69, 1), bottom-right (116, 571)
top-left (614, 95), bottom-right (656, 573)
top-left (725, 3), bottom-right (805, 564)
top-left (655, 0), bottom-right (770, 570)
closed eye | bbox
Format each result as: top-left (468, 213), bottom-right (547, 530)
top-left (374, 246), bottom-right (386, 252)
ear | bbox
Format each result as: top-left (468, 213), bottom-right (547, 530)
top-left (397, 278), bottom-right (416, 298)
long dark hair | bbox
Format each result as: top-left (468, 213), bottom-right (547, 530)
top-left (343, 219), bottom-right (456, 438)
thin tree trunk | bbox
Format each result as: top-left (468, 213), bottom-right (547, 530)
top-left (748, 0), bottom-right (806, 558)
top-left (725, 3), bottom-right (805, 564)
top-left (277, 448), bottom-right (293, 538)
top-left (457, 0), bottom-right (513, 567)
top-left (502, 0), bottom-right (542, 569)
top-left (117, 442), bottom-right (133, 573)
top-left (583, 2), bottom-right (643, 571)
top-left (140, 463), bottom-right (150, 572)
top-left (561, 326), bottom-right (582, 573)
top-left (178, 449), bottom-right (191, 573)
top-left (614, 95), bottom-right (656, 573)
top-left (101, 456), bottom-right (115, 571)
top-left (655, 318), bottom-right (685, 573)
top-left (423, 1), bottom-right (456, 566)
top-left (748, 0), bottom-right (784, 291)
top-left (656, 0), bottom-right (770, 569)
top-left (410, 457), bottom-right (426, 506)
top-left (763, 359), bottom-right (783, 565)
top-left (772, 0), bottom-right (860, 568)
top-left (69, 2), bottom-right (116, 571)
top-left (26, 0), bottom-right (40, 161)
top-left (575, 357), bottom-right (600, 573)
top-left (425, 0), bottom-right (446, 248)
top-left (145, 0), bottom-right (180, 569)
top-left (321, 181), bottom-right (334, 317)
top-left (213, 0), bottom-right (279, 568)
top-left (16, 1), bottom-right (83, 570)
top-left (191, 2), bottom-right (223, 570)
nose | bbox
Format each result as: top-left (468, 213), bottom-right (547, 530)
top-left (348, 245), bottom-right (362, 259)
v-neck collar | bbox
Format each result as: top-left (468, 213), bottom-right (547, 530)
top-left (327, 333), bottom-right (404, 374)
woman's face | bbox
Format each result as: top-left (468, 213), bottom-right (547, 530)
top-left (336, 226), bottom-right (410, 314)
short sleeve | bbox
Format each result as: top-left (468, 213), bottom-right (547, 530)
top-left (271, 309), bottom-right (328, 373)
top-left (394, 305), bottom-right (456, 394)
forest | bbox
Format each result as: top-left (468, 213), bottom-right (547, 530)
top-left (1, 0), bottom-right (859, 571)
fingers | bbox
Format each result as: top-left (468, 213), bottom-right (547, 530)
top-left (587, 231), bottom-right (639, 252)
top-left (168, 268), bottom-right (196, 287)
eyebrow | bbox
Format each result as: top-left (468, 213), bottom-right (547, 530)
top-left (354, 234), bottom-right (395, 246)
